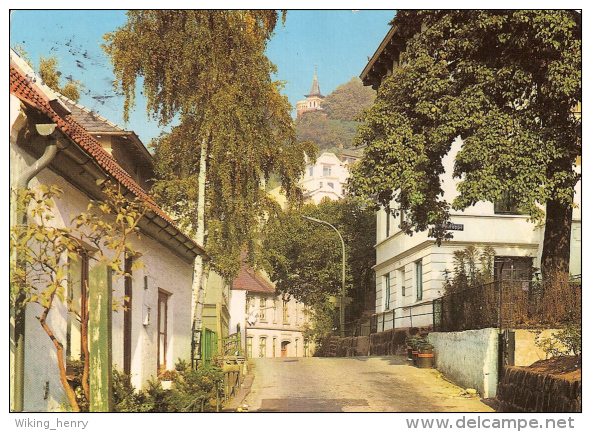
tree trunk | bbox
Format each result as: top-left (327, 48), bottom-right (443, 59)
top-left (540, 198), bottom-right (573, 281)
top-left (191, 137), bottom-right (208, 352)
top-left (38, 312), bottom-right (80, 412)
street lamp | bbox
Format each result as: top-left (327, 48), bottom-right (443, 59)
top-left (301, 216), bottom-right (346, 338)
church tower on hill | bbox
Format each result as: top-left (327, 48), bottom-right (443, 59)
top-left (296, 65), bottom-right (325, 118)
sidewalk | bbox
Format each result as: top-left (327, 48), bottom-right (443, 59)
top-left (222, 364), bottom-right (255, 412)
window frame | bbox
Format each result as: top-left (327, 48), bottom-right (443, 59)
top-left (384, 273), bottom-right (391, 310)
top-left (415, 260), bottom-right (423, 301)
top-left (157, 290), bottom-right (169, 374)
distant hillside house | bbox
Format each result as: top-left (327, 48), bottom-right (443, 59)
top-left (296, 65), bottom-right (325, 118)
top-left (268, 152), bottom-right (350, 208)
top-left (229, 262), bottom-right (314, 358)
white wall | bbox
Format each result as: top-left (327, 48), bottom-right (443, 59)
top-left (429, 328), bottom-right (499, 398)
top-left (230, 288), bottom-right (313, 358)
top-left (373, 135), bottom-right (582, 327)
top-left (12, 140), bottom-right (195, 410)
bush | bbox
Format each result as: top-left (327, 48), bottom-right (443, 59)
top-left (534, 322), bottom-right (582, 358)
top-left (111, 359), bottom-right (225, 412)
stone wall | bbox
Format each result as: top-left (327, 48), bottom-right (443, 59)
top-left (318, 326), bottom-right (431, 358)
top-left (497, 367), bottom-right (581, 412)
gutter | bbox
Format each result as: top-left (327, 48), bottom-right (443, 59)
top-left (13, 123), bottom-right (59, 413)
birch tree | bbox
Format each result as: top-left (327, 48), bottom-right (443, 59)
top-left (103, 11), bottom-right (315, 331)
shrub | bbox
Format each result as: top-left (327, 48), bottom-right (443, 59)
top-left (534, 323), bottom-right (582, 358)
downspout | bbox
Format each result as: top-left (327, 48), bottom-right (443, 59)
top-left (13, 123), bottom-right (59, 412)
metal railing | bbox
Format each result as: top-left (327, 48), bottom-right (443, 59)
top-left (434, 279), bottom-right (582, 332)
top-left (369, 302), bottom-right (437, 334)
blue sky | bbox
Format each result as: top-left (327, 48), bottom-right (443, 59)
top-left (10, 9), bottom-right (396, 145)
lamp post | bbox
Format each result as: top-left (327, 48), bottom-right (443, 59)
top-left (301, 216), bottom-right (346, 338)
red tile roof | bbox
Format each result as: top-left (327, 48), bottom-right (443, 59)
top-left (10, 59), bottom-right (204, 255)
top-left (232, 263), bottom-right (276, 294)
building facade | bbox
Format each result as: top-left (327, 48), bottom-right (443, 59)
top-left (229, 263), bottom-right (314, 358)
top-left (10, 50), bottom-right (204, 411)
top-left (360, 22), bottom-right (582, 332)
top-left (301, 152), bottom-right (350, 204)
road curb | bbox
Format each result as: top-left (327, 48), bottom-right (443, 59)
top-left (222, 368), bottom-right (255, 412)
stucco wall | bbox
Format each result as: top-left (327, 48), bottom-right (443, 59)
top-left (429, 328), bottom-right (499, 398)
top-left (12, 142), bottom-right (195, 410)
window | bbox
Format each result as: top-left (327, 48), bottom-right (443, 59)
top-left (323, 165), bottom-right (331, 177)
top-left (308, 167), bottom-right (313, 176)
top-left (384, 273), bottom-right (391, 310)
top-left (398, 268), bottom-right (406, 297)
top-left (295, 339), bottom-right (299, 357)
top-left (259, 337), bottom-right (267, 358)
top-left (245, 296), bottom-right (253, 314)
top-left (385, 205), bottom-right (391, 238)
top-left (246, 337), bottom-right (253, 358)
top-left (415, 260), bottom-right (423, 301)
top-left (260, 298), bottom-right (266, 321)
top-left (494, 191), bottom-right (526, 215)
top-left (328, 182), bottom-right (334, 189)
top-left (494, 257), bottom-right (533, 281)
top-left (157, 291), bottom-right (169, 373)
top-left (283, 300), bottom-right (289, 323)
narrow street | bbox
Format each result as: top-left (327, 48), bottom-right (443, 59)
top-left (243, 356), bottom-right (495, 412)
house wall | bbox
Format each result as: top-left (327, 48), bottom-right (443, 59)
top-left (301, 153), bottom-right (349, 204)
top-left (11, 139), bottom-right (195, 410)
top-left (373, 137), bottom-right (582, 330)
top-left (229, 289), bottom-right (313, 358)
top-left (110, 233), bottom-right (194, 388)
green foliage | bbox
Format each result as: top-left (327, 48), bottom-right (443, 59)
top-left (321, 77), bottom-right (376, 122)
top-left (295, 78), bottom-right (375, 155)
top-left (38, 55), bottom-right (83, 102)
top-left (348, 11), bottom-right (581, 272)
top-left (112, 360), bottom-right (224, 413)
top-left (104, 10), bottom-right (314, 280)
top-left (262, 198), bottom-right (376, 339)
top-left (112, 369), bottom-right (154, 412)
top-left (442, 246), bottom-right (496, 294)
top-left (534, 322), bottom-right (582, 358)
top-left (296, 111), bottom-right (357, 155)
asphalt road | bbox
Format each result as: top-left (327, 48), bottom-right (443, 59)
top-left (242, 356), bottom-right (496, 413)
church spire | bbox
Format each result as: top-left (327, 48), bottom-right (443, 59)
top-left (306, 63), bottom-right (324, 98)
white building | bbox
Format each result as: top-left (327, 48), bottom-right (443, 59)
top-left (10, 51), bottom-right (204, 411)
top-left (301, 152), bottom-right (350, 204)
top-left (360, 24), bottom-right (582, 332)
top-left (268, 152), bottom-right (350, 209)
top-left (229, 262), bottom-right (314, 358)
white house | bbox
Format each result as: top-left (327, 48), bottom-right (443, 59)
top-left (301, 152), bottom-right (350, 204)
top-left (359, 24), bottom-right (582, 332)
top-left (10, 51), bottom-right (205, 411)
top-left (229, 262), bottom-right (314, 358)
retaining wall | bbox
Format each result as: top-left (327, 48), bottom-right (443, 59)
top-left (496, 366), bottom-right (581, 412)
top-left (429, 328), bottom-right (499, 398)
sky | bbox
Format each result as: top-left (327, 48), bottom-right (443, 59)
top-left (9, 9), bottom-right (396, 145)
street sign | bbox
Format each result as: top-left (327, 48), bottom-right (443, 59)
top-left (328, 296), bottom-right (352, 306)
